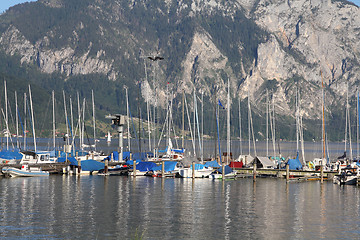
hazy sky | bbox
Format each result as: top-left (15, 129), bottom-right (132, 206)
top-left (0, 0), bottom-right (359, 15)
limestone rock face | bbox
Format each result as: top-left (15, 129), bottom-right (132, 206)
top-left (0, 0), bottom-right (359, 122)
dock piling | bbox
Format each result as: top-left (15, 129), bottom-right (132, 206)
top-left (320, 161), bottom-right (324, 183)
top-left (286, 164), bottom-right (289, 182)
top-left (253, 162), bottom-right (256, 182)
top-left (105, 159), bottom-right (109, 174)
top-left (222, 162), bottom-right (225, 180)
top-left (161, 161), bottom-right (165, 178)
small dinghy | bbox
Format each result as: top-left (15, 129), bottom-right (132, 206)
top-left (2, 165), bottom-right (49, 177)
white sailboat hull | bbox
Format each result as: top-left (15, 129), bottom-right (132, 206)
top-left (2, 167), bottom-right (49, 177)
top-left (178, 168), bottom-right (213, 178)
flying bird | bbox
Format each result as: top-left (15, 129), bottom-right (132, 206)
top-left (147, 56), bottom-right (164, 61)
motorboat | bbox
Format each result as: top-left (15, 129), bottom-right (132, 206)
top-left (210, 165), bottom-right (237, 179)
top-left (333, 166), bottom-right (359, 185)
top-left (2, 165), bottom-right (49, 177)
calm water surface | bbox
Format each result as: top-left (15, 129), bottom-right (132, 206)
top-left (0, 176), bottom-right (359, 239)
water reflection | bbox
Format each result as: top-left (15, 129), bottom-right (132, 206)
top-left (1, 176), bottom-right (360, 239)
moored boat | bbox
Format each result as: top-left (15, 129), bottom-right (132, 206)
top-left (333, 166), bottom-right (359, 185)
top-left (210, 165), bottom-right (237, 179)
top-left (2, 165), bottom-right (49, 177)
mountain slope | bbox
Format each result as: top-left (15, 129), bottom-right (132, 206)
top-left (0, 0), bottom-right (358, 141)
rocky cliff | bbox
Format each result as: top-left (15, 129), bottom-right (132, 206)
top-left (0, 0), bottom-right (358, 139)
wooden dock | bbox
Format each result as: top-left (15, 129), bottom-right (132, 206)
top-left (234, 168), bottom-right (336, 180)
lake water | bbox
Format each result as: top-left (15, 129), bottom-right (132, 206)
top-left (1, 175), bottom-right (360, 239)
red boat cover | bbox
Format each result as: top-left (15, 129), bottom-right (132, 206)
top-left (229, 161), bottom-right (243, 168)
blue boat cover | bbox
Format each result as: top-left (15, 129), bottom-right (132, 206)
top-left (218, 165), bottom-right (232, 174)
top-left (0, 150), bottom-right (22, 160)
top-left (57, 157), bottom-right (104, 171)
top-left (190, 164), bottom-right (204, 170)
top-left (151, 161), bottom-right (177, 172)
top-left (103, 151), bottom-right (132, 161)
top-left (81, 160), bottom-right (104, 171)
top-left (287, 152), bottom-right (302, 170)
top-left (135, 162), bottom-right (157, 172)
top-left (204, 161), bottom-right (221, 168)
top-left (173, 149), bottom-right (185, 153)
top-left (126, 159), bottom-right (142, 165)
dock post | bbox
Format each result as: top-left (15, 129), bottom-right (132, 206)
top-left (192, 161), bottom-right (195, 179)
top-left (162, 160), bottom-right (165, 178)
top-left (105, 159), bottom-right (109, 174)
top-left (286, 164), bottom-right (289, 182)
top-left (320, 161), bottom-right (324, 183)
top-left (222, 162), bottom-right (225, 180)
top-left (77, 153), bottom-right (81, 175)
top-left (253, 162), bottom-right (256, 182)
top-left (111, 152), bottom-right (113, 162)
top-left (133, 159), bottom-right (136, 177)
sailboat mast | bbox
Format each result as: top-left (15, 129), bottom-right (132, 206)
top-left (238, 97), bottom-right (242, 156)
top-left (92, 90), bottom-right (96, 151)
top-left (227, 77), bottom-right (230, 164)
top-left (124, 87), bottom-right (131, 152)
top-left (266, 89), bottom-right (269, 156)
top-left (70, 96), bottom-right (74, 149)
top-left (15, 91), bottom-right (19, 149)
top-left (194, 89), bottom-right (202, 162)
top-left (52, 90), bottom-right (56, 149)
top-left (249, 98), bottom-right (257, 156)
top-left (272, 97), bottom-right (276, 157)
top-left (321, 72), bottom-right (326, 160)
top-left (147, 93), bottom-right (151, 152)
top-left (77, 92), bottom-right (82, 150)
top-left (24, 93), bottom-right (26, 150)
top-left (81, 98), bottom-right (86, 150)
top-left (201, 91), bottom-right (204, 163)
top-left (182, 91), bottom-right (185, 149)
top-left (29, 85), bottom-right (36, 152)
top-left (63, 91), bottom-right (69, 146)
top-left (193, 88), bottom-right (196, 156)
top-left (4, 81), bottom-right (8, 150)
top-left (248, 91), bottom-right (251, 155)
top-left (297, 88), bottom-right (300, 154)
top-left (357, 91), bottom-right (359, 157)
top-left (347, 82), bottom-right (353, 160)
